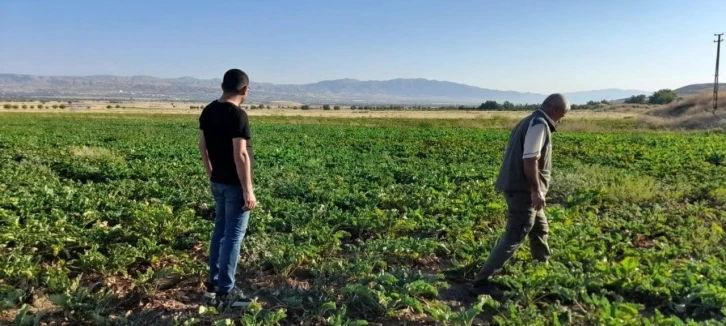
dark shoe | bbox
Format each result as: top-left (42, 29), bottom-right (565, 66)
top-left (469, 281), bottom-right (503, 297)
top-left (216, 289), bottom-right (252, 308)
top-left (205, 281), bottom-right (216, 293)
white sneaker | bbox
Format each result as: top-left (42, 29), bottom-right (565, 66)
top-left (203, 291), bottom-right (216, 305)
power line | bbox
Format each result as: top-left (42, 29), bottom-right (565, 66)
top-left (715, 33), bottom-right (723, 113)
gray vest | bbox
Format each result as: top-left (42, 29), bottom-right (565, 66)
top-left (495, 110), bottom-right (555, 194)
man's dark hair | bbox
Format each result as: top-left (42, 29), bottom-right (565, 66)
top-left (221, 69), bottom-right (249, 93)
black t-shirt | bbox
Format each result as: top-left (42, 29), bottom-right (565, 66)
top-left (199, 101), bottom-right (255, 186)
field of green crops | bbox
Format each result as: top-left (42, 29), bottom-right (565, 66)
top-left (1, 113), bottom-right (725, 325)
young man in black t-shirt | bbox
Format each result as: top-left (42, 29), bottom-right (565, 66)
top-left (198, 69), bottom-right (257, 308)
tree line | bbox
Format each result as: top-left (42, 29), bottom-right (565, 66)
top-left (2, 104), bottom-right (66, 109)
top-left (624, 89), bottom-right (678, 105)
top-left (3, 89), bottom-right (682, 112)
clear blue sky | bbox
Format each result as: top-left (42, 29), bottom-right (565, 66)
top-left (1, 0), bottom-right (724, 93)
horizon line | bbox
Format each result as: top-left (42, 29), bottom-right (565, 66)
top-left (0, 71), bottom-right (692, 94)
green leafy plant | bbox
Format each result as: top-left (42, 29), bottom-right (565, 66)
top-left (0, 113), bottom-right (725, 325)
top-left (240, 301), bottom-right (288, 326)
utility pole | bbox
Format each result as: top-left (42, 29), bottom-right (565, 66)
top-left (715, 33), bottom-right (723, 113)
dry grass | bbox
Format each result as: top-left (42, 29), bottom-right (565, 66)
top-left (549, 163), bottom-right (691, 205)
top-left (8, 99), bottom-right (724, 132)
top-left (651, 91), bottom-right (726, 117)
top-left (71, 146), bottom-right (124, 163)
top-left (643, 91), bottom-right (726, 130)
top-left (1, 106), bottom-right (639, 122)
top-left (601, 103), bottom-right (654, 113)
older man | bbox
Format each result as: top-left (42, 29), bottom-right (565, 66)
top-left (471, 94), bottom-right (570, 295)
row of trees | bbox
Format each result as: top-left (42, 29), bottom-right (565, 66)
top-left (2, 104), bottom-right (66, 109)
top-left (3, 91), bottom-right (681, 112)
top-left (193, 103), bottom-right (552, 111)
top-left (262, 101), bottom-right (614, 112)
top-left (279, 93), bottom-right (675, 111)
top-left (322, 104), bottom-right (341, 110)
top-left (189, 104), bottom-right (274, 110)
top-left (474, 101), bottom-right (605, 111)
top-left (624, 89), bottom-right (678, 105)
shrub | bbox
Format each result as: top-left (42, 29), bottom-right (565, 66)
top-left (649, 89), bottom-right (678, 105)
top-left (478, 100), bottom-right (502, 110)
top-left (624, 95), bottom-right (647, 104)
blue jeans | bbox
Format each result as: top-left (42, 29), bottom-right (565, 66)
top-left (208, 182), bottom-right (250, 294)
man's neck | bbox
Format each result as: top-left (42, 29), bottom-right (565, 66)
top-left (537, 109), bottom-right (556, 126)
top-left (219, 94), bottom-right (243, 107)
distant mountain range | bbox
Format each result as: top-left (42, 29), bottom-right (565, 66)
top-left (0, 73), bottom-right (653, 104)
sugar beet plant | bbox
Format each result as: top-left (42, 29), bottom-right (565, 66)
top-left (0, 113), bottom-right (725, 325)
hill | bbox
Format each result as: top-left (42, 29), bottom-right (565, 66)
top-left (674, 83), bottom-right (726, 97)
top-left (0, 73), bottom-right (648, 105)
top-left (644, 91), bottom-right (726, 129)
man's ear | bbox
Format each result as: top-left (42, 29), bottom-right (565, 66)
top-left (241, 86), bottom-right (249, 96)
top-left (558, 109), bottom-right (565, 120)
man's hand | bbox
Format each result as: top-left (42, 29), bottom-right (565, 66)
top-left (244, 190), bottom-right (257, 211)
top-left (531, 191), bottom-right (546, 211)
top-left (233, 138), bottom-right (255, 210)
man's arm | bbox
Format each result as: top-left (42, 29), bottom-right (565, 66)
top-left (522, 123), bottom-right (546, 210)
top-left (523, 157), bottom-right (541, 194)
top-left (233, 138), bottom-right (256, 210)
top-left (198, 131), bottom-right (212, 179)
